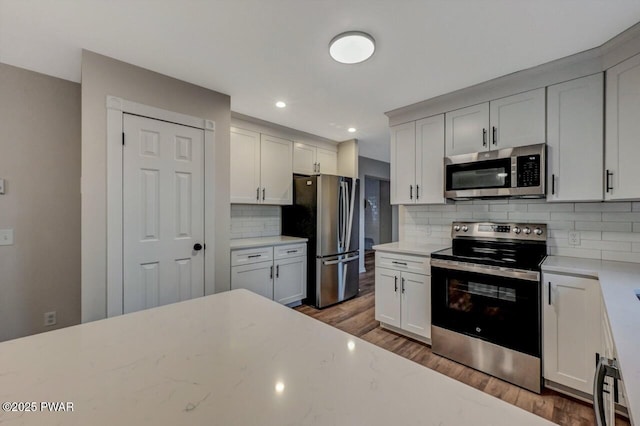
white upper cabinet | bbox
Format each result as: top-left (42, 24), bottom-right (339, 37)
top-left (489, 88), bottom-right (545, 150)
top-left (605, 53), bottom-right (640, 200)
top-left (547, 74), bottom-right (604, 202)
top-left (390, 115), bottom-right (445, 205)
top-left (445, 88), bottom-right (545, 156)
top-left (316, 148), bottom-right (338, 175)
top-left (416, 115), bottom-right (445, 204)
top-left (293, 142), bottom-right (316, 175)
top-left (445, 103), bottom-right (489, 156)
top-left (230, 128), bottom-right (262, 204)
top-left (293, 142), bottom-right (338, 175)
top-left (260, 134), bottom-right (293, 205)
top-left (390, 121), bottom-right (416, 204)
top-left (230, 128), bottom-right (293, 205)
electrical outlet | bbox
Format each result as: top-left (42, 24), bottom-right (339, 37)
top-left (44, 311), bottom-right (57, 327)
top-left (568, 231), bottom-right (581, 246)
top-left (0, 229), bottom-right (13, 246)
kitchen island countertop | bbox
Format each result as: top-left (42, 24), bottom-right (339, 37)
top-left (0, 289), bottom-right (552, 425)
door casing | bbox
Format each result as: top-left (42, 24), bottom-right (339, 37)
top-left (106, 96), bottom-right (215, 317)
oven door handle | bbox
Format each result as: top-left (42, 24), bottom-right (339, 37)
top-left (430, 258), bottom-right (540, 282)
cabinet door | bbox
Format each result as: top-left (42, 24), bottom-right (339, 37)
top-left (445, 102), bottom-right (490, 156)
top-left (490, 88), bottom-right (545, 150)
top-left (316, 148), bottom-right (338, 175)
top-left (260, 134), bottom-right (293, 205)
top-left (605, 53), bottom-right (640, 200)
top-left (274, 256), bottom-right (307, 305)
top-left (547, 74), bottom-right (603, 202)
top-left (390, 121), bottom-right (416, 204)
top-left (231, 260), bottom-right (274, 300)
top-left (374, 267), bottom-right (401, 328)
top-left (293, 142), bottom-right (317, 175)
top-left (416, 114), bottom-right (445, 204)
top-left (400, 272), bottom-right (430, 339)
top-left (543, 273), bottom-right (602, 395)
top-left (230, 128), bottom-right (261, 204)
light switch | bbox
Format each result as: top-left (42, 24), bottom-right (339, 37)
top-left (0, 229), bottom-right (14, 246)
top-left (0, 179), bottom-right (4, 194)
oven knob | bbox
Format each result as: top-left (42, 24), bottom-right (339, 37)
top-left (523, 227), bottom-right (531, 235)
top-left (454, 225), bottom-right (461, 232)
top-left (513, 226), bottom-right (521, 234)
top-left (461, 225), bottom-right (469, 232)
top-left (534, 227), bottom-right (543, 236)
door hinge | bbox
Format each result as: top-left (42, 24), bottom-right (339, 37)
top-left (122, 132), bottom-right (125, 146)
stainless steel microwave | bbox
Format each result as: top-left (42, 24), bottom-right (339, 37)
top-left (444, 143), bottom-right (546, 199)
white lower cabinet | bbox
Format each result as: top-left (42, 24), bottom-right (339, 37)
top-left (543, 272), bottom-right (603, 395)
top-left (231, 243), bottom-right (307, 305)
top-left (374, 252), bottom-right (431, 340)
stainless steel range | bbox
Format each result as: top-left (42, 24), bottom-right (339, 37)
top-left (430, 221), bottom-right (547, 393)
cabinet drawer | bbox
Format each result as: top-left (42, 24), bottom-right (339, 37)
top-left (375, 252), bottom-right (430, 275)
top-left (231, 246), bottom-right (273, 267)
top-left (274, 243), bottom-right (306, 260)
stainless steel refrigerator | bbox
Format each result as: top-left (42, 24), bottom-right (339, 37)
top-left (282, 175), bottom-right (359, 308)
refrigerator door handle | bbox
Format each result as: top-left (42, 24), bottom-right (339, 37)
top-left (322, 255), bottom-right (360, 266)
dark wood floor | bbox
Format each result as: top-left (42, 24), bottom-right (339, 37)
top-left (296, 252), bottom-right (629, 426)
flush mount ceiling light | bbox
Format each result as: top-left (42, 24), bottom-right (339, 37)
top-left (275, 101), bottom-right (286, 108)
top-left (329, 31), bottom-right (375, 64)
top-left (348, 127), bottom-right (357, 133)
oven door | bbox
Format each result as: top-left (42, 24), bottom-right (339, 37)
top-left (431, 259), bottom-right (541, 357)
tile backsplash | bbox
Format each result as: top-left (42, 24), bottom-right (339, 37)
top-left (402, 200), bottom-right (640, 263)
top-left (231, 204), bottom-right (281, 239)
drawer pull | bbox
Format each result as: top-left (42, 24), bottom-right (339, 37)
top-left (248, 254), bottom-right (262, 259)
top-left (286, 250), bottom-right (297, 253)
top-left (392, 261), bottom-right (407, 266)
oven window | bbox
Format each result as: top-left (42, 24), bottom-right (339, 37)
top-left (448, 279), bottom-right (517, 314)
top-left (446, 158), bottom-right (511, 190)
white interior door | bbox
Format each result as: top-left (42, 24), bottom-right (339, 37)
top-left (123, 114), bottom-right (205, 314)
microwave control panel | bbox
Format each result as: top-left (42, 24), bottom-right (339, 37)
top-left (516, 155), bottom-right (541, 187)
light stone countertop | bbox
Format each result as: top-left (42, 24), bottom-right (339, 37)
top-left (542, 256), bottom-right (640, 425)
top-left (230, 235), bottom-right (308, 250)
top-left (0, 289), bottom-right (553, 425)
top-left (372, 241), bottom-right (450, 257)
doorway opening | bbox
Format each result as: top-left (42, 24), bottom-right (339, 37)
top-left (364, 176), bottom-right (392, 253)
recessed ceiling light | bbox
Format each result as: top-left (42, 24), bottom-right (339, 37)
top-left (329, 31), bottom-right (375, 64)
top-left (348, 127), bottom-right (357, 133)
top-left (275, 101), bottom-right (286, 108)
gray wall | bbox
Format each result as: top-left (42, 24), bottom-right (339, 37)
top-left (81, 51), bottom-right (231, 323)
top-left (358, 156), bottom-right (398, 272)
top-left (0, 63), bottom-right (81, 341)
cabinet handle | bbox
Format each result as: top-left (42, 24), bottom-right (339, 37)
top-left (248, 254), bottom-right (262, 259)
top-left (492, 126), bottom-right (497, 146)
top-left (317, 162), bottom-right (320, 173)
top-left (401, 277), bottom-right (405, 293)
top-left (409, 185), bottom-right (413, 200)
top-left (482, 128), bottom-right (487, 147)
top-left (392, 261), bottom-right (407, 266)
top-left (394, 276), bottom-right (398, 292)
top-left (548, 282), bottom-right (552, 305)
top-left (551, 174), bottom-right (555, 195)
top-left (286, 249), bottom-right (297, 254)
top-left (262, 188), bottom-right (266, 200)
top-left (606, 170), bottom-right (613, 193)
top-left (416, 185), bottom-right (420, 200)
top-left (256, 187), bottom-right (260, 201)
top-left (270, 265), bottom-right (273, 279)
top-left (276, 264), bottom-right (279, 278)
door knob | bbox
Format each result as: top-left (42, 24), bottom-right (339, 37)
top-left (193, 243), bottom-right (203, 251)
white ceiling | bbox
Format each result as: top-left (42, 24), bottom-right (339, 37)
top-left (2, 1), bottom-right (640, 162)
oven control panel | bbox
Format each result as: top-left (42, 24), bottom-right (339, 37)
top-left (451, 222), bottom-right (546, 241)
